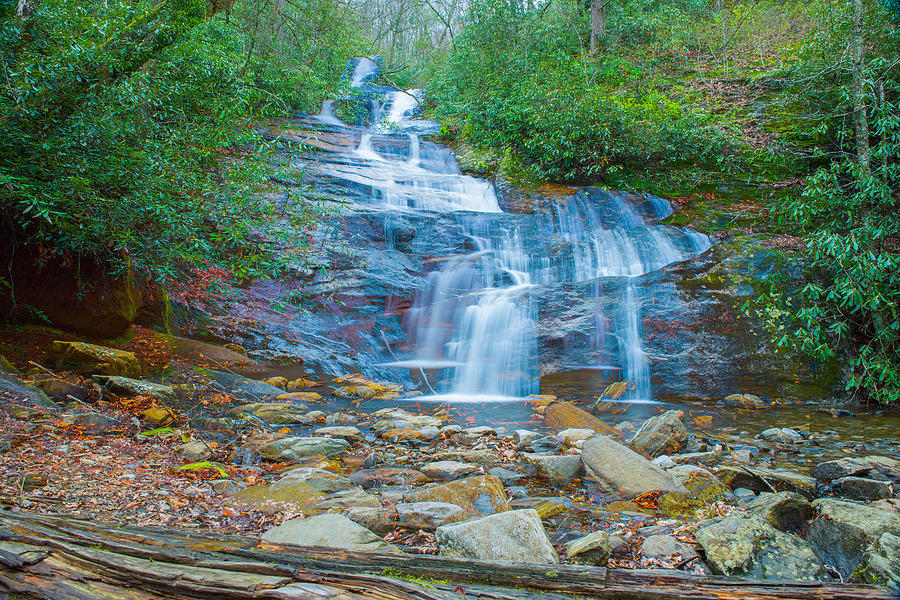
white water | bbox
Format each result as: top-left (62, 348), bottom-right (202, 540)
top-left (350, 58), bottom-right (379, 88)
top-left (315, 100), bottom-right (346, 127)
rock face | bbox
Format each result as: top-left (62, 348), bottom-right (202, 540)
top-left (435, 509), bottom-right (559, 564)
top-left (0, 251), bottom-right (142, 337)
top-left (581, 434), bottom-right (687, 498)
top-left (695, 513), bottom-right (824, 580)
top-left (631, 410), bottom-right (689, 457)
top-left (259, 436), bottom-right (350, 461)
top-left (51, 341), bottom-right (141, 378)
top-left (807, 498), bottom-right (900, 579)
top-left (261, 514), bottom-right (398, 552)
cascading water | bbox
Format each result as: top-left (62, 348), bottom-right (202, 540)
top-left (300, 60), bottom-right (712, 402)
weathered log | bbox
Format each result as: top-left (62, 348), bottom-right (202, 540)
top-left (0, 510), bottom-right (893, 600)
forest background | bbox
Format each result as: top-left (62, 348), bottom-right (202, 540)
top-left (0, 0), bottom-right (898, 403)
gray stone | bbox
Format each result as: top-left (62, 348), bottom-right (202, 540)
top-left (671, 451), bottom-right (723, 466)
top-left (556, 428), bottom-right (594, 447)
top-left (314, 426), bottom-right (363, 441)
top-left (93, 375), bottom-right (176, 402)
top-left (852, 532), bottom-right (900, 588)
top-left (746, 491), bottom-right (814, 535)
top-left (760, 427), bottom-right (803, 444)
top-left (865, 456), bottom-right (900, 483)
top-left (488, 467), bottom-right (524, 485)
top-left (180, 442), bottom-right (211, 463)
top-left (30, 377), bottom-right (89, 401)
top-left (523, 453), bottom-right (583, 482)
top-left (808, 498), bottom-right (900, 578)
top-left (273, 467), bottom-right (351, 493)
top-left (396, 502), bottom-right (466, 528)
top-left (0, 374), bottom-right (59, 409)
top-left (715, 465), bottom-right (816, 498)
top-left (695, 513), bottom-right (824, 580)
top-left (641, 535), bottom-right (698, 561)
top-left (833, 476), bottom-right (893, 501)
top-left (421, 461), bottom-right (479, 480)
top-left (653, 455), bottom-right (676, 469)
top-left (581, 434), bottom-right (687, 498)
top-left (565, 530), bottom-right (611, 566)
top-left (436, 509), bottom-right (558, 564)
top-left (313, 488), bottom-right (382, 510)
top-left (631, 410), bottom-right (689, 457)
top-left (261, 514), bottom-right (399, 552)
top-left (530, 436), bottom-right (562, 453)
top-left (259, 436), bottom-right (349, 461)
top-left (734, 487), bottom-right (757, 501)
top-left (813, 457), bottom-right (873, 482)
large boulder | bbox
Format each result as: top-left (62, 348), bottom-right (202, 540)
top-left (581, 434), bottom-right (687, 498)
top-left (261, 514), bottom-right (399, 553)
top-left (259, 436), bottom-right (349, 461)
top-left (807, 498), bottom-right (900, 579)
top-left (695, 513), bottom-right (825, 580)
top-left (631, 410), bottom-right (689, 457)
top-left (435, 509), bottom-right (558, 564)
top-left (51, 341), bottom-right (140, 378)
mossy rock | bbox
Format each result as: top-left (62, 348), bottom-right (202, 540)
top-left (50, 341), bottom-right (140, 378)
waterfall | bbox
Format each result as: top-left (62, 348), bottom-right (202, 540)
top-left (315, 100), bottom-right (346, 127)
top-left (300, 61), bottom-right (712, 402)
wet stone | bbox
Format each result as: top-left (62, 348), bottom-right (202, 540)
top-left (436, 509), bottom-right (559, 564)
top-left (631, 410), bottom-right (689, 457)
top-left (833, 476), bottom-right (893, 501)
top-left (421, 460), bottom-right (479, 480)
top-left (641, 535), bottom-right (699, 561)
top-left (396, 502), bottom-right (466, 528)
top-left (746, 491), bottom-right (814, 535)
top-left (813, 457), bottom-right (873, 482)
top-left (565, 530), bottom-right (611, 566)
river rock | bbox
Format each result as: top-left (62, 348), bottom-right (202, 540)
top-left (865, 456), bottom-right (900, 483)
top-left (372, 408), bottom-right (442, 428)
top-left (695, 513), bottom-right (824, 580)
top-left (51, 341), bottom-right (140, 378)
top-left (404, 475), bottom-right (509, 515)
top-left (259, 436), bottom-right (349, 461)
top-left (276, 391), bottom-right (324, 402)
top-left (93, 375), bottom-right (176, 402)
top-left (760, 427), bottom-right (803, 444)
top-left (807, 498), bottom-right (900, 578)
top-left (852, 532), bottom-right (900, 587)
top-left (723, 393), bottom-right (765, 409)
top-left (274, 467), bottom-right (351, 493)
top-left (421, 461), bottom-right (479, 480)
top-left (349, 468), bottom-right (429, 489)
top-left (0, 374), bottom-right (59, 409)
top-left (523, 453), bottom-right (583, 482)
top-left (435, 509), bottom-right (558, 564)
top-left (313, 488), bottom-right (382, 510)
top-left (657, 464), bottom-right (729, 516)
top-left (180, 442), bottom-right (211, 463)
top-left (232, 403), bottom-right (309, 424)
top-left (746, 491), bottom-right (814, 535)
top-left (343, 507), bottom-right (396, 535)
top-left (0, 355), bottom-right (17, 374)
top-left (631, 410), bottom-right (689, 457)
top-left (314, 426), bottom-right (363, 441)
top-left (715, 465), bottom-right (817, 498)
top-left (261, 513), bottom-right (399, 552)
top-left (641, 535), bottom-right (699, 561)
top-left (671, 451), bottom-right (723, 466)
top-left (382, 426), bottom-right (440, 442)
top-left (264, 376), bottom-right (288, 389)
top-left (396, 502), bottom-right (466, 528)
top-left (557, 428), bottom-right (595, 447)
top-left (813, 457), bottom-right (873, 481)
top-left (833, 476), bottom-right (893, 501)
top-left (29, 376), bottom-right (89, 402)
top-left (581, 434), bottom-right (687, 498)
top-left (544, 401), bottom-right (619, 437)
top-left (514, 429), bottom-right (540, 450)
top-left (565, 530), bottom-right (611, 566)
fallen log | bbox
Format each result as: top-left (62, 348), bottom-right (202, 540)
top-left (0, 510), bottom-right (893, 600)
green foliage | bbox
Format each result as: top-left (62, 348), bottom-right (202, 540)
top-left (428, 0), bottom-right (734, 183)
top-left (0, 0), bottom-right (359, 285)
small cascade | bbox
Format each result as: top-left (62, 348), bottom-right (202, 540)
top-left (385, 90), bottom-right (420, 126)
top-left (355, 133), bottom-right (382, 161)
top-left (407, 134), bottom-right (420, 167)
top-left (315, 100), bottom-right (346, 127)
top-left (350, 57), bottom-right (379, 88)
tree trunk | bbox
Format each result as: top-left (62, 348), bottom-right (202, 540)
top-left (850, 0), bottom-right (871, 174)
top-left (0, 511), bottom-right (894, 600)
top-left (590, 0), bottom-right (606, 53)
